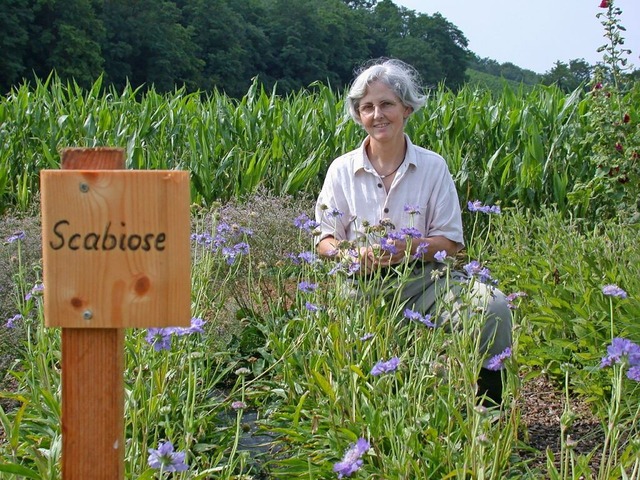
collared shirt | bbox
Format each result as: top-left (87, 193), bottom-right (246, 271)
top-left (315, 135), bottom-right (464, 247)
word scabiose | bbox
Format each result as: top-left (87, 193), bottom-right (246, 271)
top-left (333, 437), bottom-right (370, 478)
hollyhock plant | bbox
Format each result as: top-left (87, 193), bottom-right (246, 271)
top-left (333, 437), bottom-right (370, 478)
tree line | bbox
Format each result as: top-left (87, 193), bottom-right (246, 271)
top-left (1, 0), bottom-right (472, 96)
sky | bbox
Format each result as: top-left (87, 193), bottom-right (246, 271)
top-left (393, 0), bottom-right (640, 74)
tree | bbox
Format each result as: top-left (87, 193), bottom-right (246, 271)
top-left (542, 59), bottom-right (592, 92)
top-left (25, 0), bottom-right (105, 88)
top-left (0, 0), bottom-right (33, 92)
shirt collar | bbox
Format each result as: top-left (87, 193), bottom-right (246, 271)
top-left (353, 134), bottom-right (417, 175)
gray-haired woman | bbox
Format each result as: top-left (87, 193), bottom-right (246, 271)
top-left (315, 58), bottom-right (512, 406)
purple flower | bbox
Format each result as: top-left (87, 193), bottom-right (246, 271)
top-left (24, 283), bottom-right (44, 301)
top-left (148, 441), bottom-right (188, 472)
top-left (371, 356), bottom-right (400, 376)
top-left (360, 333), bottom-right (374, 341)
top-left (505, 291), bottom-right (527, 309)
top-left (6, 231), bottom-right (26, 243)
top-left (399, 227), bottom-right (422, 238)
top-left (468, 200), bottom-right (501, 214)
top-left (403, 204), bottom-right (421, 215)
top-left (298, 281), bottom-right (318, 293)
top-left (328, 208), bottom-right (344, 218)
top-left (6, 314), bottom-right (22, 328)
top-left (174, 317), bottom-right (206, 336)
top-left (600, 338), bottom-right (640, 368)
top-left (412, 242), bottom-right (429, 259)
top-left (305, 301), bottom-right (320, 312)
top-left (463, 261), bottom-right (496, 284)
top-left (231, 401), bottom-right (247, 410)
top-left (486, 347), bottom-right (512, 371)
top-left (333, 437), bottom-right (369, 478)
top-left (294, 213), bottom-right (320, 233)
top-left (628, 366), bottom-right (640, 381)
top-left (403, 308), bottom-right (435, 328)
top-left (434, 250), bottom-right (447, 262)
top-left (602, 284), bottom-right (627, 299)
top-left (380, 236), bottom-right (398, 255)
top-left (145, 328), bottom-right (173, 351)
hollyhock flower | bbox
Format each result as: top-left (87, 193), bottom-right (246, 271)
top-left (600, 338), bottom-right (640, 368)
top-left (486, 347), bottom-right (512, 371)
top-left (434, 250), bottom-right (447, 262)
top-left (6, 231), bottom-right (26, 243)
top-left (615, 142), bottom-right (623, 152)
top-left (599, 0), bottom-right (608, 8)
top-left (148, 441), bottom-right (188, 472)
top-left (231, 401), bottom-right (247, 410)
top-left (623, 113), bottom-right (630, 123)
top-left (371, 356), bottom-right (400, 376)
top-left (602, 284), bottom-right (627, 298)
top-left (333, 438), bottom-right (370, 478)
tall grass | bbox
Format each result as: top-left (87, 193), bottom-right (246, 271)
top-left (3, 74), bottom-right (636, 217)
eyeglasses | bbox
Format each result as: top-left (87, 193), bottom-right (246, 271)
top-left (357, 100), bottom-right (400, 117)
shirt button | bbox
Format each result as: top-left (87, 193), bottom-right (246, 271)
top-left (377, 183), bottom-right (383, 188)
top-left (384, 208), bottom-right (389, 213)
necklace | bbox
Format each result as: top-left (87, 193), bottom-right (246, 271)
top-left (378, 158), bottom-right (404, 179)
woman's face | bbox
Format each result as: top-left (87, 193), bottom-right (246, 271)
top-left (357, 81), bottom-right (411, 145)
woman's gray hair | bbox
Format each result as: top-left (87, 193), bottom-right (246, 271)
top-left (346, 58), bottom-right (427, 124)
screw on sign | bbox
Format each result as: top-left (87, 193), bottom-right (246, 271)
top-left (40, 148), bottom-right (191, 479)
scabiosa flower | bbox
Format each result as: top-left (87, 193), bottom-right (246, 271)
top-left (403, 308), bottom-right (435, 328)
top-left (600, 338), bottom-right (640, 368)
top-left (25, 283), bottom-right (44, 301)
top-left (360, 333), bottom-right (374, 341)
top-left (468, 200), bottom-right (501, 214)
top-left (602, 284), bottom-right (627, 298)
top-left (505, 291), bottom-right (527, 309)
top-left (463, 261), bottom-right (496, 284)
top-left (434, 250), bottom-right (447, 262)
top-left (328, 207), bottom-right (344, 218)
top-left (486, 347), bottom-right (512, 371)
top-left (399, 227), bottom-right (422, 238)
top-left (305, 301), bottom-right (320, 312)
top-left (404, 204), bottom-right (421, 215)
top-left (174, 317), bottom-right (206, 336)
top-left (294, 213), bottom-right (320, 233)
top-left (371, 356), bottom-right (400, 376)
top-left (297, 251), bottom-right (319, 264)
top-left (148, 441), bottom-right (188, 472)
top-left (298, 281), bottom-right (318, 293)
top-left (145, 328), bottom-right (173, 351)
top-left (379, 236), bottom-right (398, 255)
top-left (333, 437), bottom-right (370, 478)
top-left (6, 231), bottom-right (26, 243)
top-left (6, 314), bottom-right (22, 328)
top-left (231, 401), bottom-right (247, 410)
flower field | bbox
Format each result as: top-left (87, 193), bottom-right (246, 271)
top-left (1, 6), bottom-right (640, 475)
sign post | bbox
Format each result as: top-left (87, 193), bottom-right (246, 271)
top-left (40, 148), bottom-right (191, 479)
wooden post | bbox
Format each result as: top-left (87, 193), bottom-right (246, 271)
top-left (41, 148), bottom-right (191, 479)
top-left (61, 148), bottom-right (125, 479)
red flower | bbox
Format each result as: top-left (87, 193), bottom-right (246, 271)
top-left (623, 113), bottom-right (630, 123)
top-left (599, 0), bottom-right (609, 8)
top-left (615, 142), bottom-right (623, 152)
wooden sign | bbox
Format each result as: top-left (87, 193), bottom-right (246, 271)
top-left (41, 168), bottom-right (191, 328)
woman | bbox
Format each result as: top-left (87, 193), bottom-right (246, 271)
top-left (314, 58), bottom-right (512, 405)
